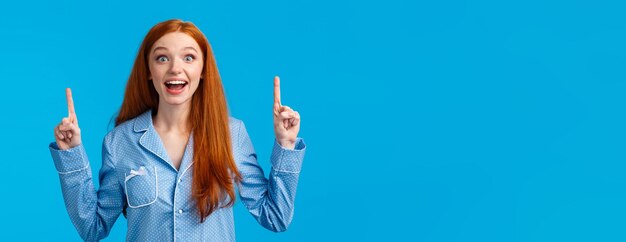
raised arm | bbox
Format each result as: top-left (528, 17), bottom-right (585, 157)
top-left (49, 88), bottom-right (124, 241)
top-left (236, 76), bottom-right (306, 232)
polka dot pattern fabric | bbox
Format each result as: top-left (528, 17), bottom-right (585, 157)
top-left (49, 110), bottom-right (306, 241)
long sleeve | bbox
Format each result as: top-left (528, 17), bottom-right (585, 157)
top-left (234, 120), bottom-right (306, 232)
top-left (49, 136), bottom-right (124, 241)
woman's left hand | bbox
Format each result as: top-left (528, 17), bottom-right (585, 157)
top-left (273, 76), bottom-right (301, 149)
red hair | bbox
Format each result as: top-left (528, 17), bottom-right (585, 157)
top-left (115, 19), bottom-right (242, 222)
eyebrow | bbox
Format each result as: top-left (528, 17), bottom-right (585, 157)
top-left (152, 46), bottom-right (199, 54)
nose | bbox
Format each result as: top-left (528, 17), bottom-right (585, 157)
top-left (168, 58), bottom-right (183, 74)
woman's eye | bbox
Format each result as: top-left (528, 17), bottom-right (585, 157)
top-left (183, 55), bottom-right (195, 62)
top-left (157, 56), bottom-right (169, 62)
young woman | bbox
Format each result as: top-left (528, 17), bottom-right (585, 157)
top-left (49, 19), bottom-right (306, 241)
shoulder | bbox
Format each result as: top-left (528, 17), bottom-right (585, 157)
top-left (228, 116), bottom-right (244, 136)
top-left (104, 116), bottom-right (139, 142)
top-left (229, 116), bottom-right (243, 128)
top-left (228, 116), bottom-right (255, 156)
top-left (103, 111), bottom-right (149, 154)
top-left (229, 116), bottom-right (250, 143)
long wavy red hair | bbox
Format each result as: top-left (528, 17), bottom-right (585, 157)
top-left (115, 19), bottom-right (242, 222)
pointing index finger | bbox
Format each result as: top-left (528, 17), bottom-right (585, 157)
top-left (66, 88), bottom-right (76, 121)
top-left (274, 76), bottom-right (281, 107)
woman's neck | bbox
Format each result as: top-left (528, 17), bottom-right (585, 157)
top-left (153, 101), bottom-right (191, 134)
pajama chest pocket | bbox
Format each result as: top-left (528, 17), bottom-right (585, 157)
top-left (124, 166), bottom-right (158, 208)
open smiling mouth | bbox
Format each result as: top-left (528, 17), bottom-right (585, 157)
top-left (165, 80), bottom-right (188, 90)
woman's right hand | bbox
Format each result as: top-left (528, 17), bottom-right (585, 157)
top-left (54, 88), bottom-right (82, 150)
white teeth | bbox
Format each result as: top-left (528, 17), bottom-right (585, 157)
top-left (165, 80), bottom-right (187, 85)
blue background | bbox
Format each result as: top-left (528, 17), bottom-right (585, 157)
top-left (1, 0), bottom-right (625, 241)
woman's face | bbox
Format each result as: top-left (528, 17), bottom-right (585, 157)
top-left (148, 32), bottom-right (203, 107)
